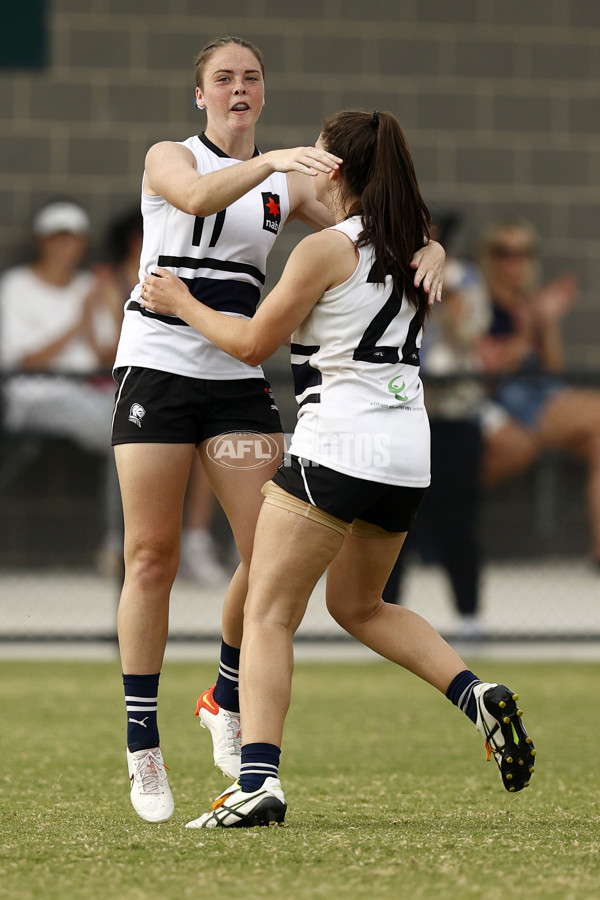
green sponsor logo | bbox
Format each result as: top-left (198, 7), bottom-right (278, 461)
top-left (387, 376), bottom-right (408, 402)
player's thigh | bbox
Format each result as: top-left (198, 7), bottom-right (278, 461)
top-left (245, 501), bottom-right (344, 629)
top-left (115, 442), bottom-right (196, 548)
top-left (326, 531), bottom-right (407, 624)
top-left (198, 432), bottom-right (285, 562)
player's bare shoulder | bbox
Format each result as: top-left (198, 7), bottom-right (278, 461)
top-left (143, 141), bottom-right (197, 196)
top-left (296, 227), bottom-right (355, 258)
top-left (292, 228), bottom-right (358, 290)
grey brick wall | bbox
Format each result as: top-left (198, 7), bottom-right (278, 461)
top-left (1, 0), bottom-right (599, 364)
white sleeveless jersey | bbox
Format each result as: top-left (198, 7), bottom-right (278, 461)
top-left (114, 133), bottom-right (290, 380)
top-left (288, 216), bottom-right (431, 487)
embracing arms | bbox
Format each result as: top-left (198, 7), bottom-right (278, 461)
top-left (140, 230), bottom-right (355, 366)
top-left (143, 142), bottom-right (445, 302)
top-left (141, 226), bottom-right (445, 367)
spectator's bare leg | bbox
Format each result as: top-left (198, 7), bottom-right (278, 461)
top-left (537, 389), bottom-right (600, 561)
top-left (481, 420), bottom-right (540, 488)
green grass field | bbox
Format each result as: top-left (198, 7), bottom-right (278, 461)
top-left (1, 658), bottom-right (599, 899)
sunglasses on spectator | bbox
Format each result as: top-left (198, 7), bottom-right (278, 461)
top-left (489, 244), bottom-right (535, 260)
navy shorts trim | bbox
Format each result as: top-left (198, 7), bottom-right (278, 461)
top-left (272, 454), bottom-right (426, 533)
top-left (111, 366), bottom-right (282, 446)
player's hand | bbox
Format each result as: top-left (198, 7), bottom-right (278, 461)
top-left (265, 146), bottom-right (342, 176)
top-left (411, 240), bottom-right (445, 305)
top-left (140, 268), bottom-right (193, 318)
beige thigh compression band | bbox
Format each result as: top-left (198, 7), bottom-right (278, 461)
top-left (261, 481), bottom-right (404, 539)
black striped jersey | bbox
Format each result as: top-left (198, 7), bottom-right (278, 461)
top-left (114, 132), bottom-right (290, 380)
top-left (288, 216), bottom-right (431, 486)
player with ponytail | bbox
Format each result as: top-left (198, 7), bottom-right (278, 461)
top-left (142, 108), bottom-right (534, 828)
top-left (321, 108), bottom-right (432, 325)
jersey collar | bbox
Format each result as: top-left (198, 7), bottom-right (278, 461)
top-left (199, 132), bottom-right (260, 159)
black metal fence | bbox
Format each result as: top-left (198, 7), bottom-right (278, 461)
top-left (1, 368), bottom-right (599, 644)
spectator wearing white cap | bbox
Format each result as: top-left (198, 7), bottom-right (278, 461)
top-left (32, 200), bottom-right (92, 240)
top-left (0, 199), bottom-right (122, 569)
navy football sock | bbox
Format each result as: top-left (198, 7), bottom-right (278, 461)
top-left (213, 640), bottom-right (240, 713)
top-left (239, 742), bottom-right (281, 793)
top-left (123, 672), bottom-right (160, 752)
top-left (446, 669), bottom-right (481, 724)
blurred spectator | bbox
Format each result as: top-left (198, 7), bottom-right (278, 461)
top-left (477, 219), bottom-right (600, 568)
top-left (383, 213), bottom-right (490, 637)
top-left (96, 206), bottom-right (229, 586)
top-left (93, 207), bottom-right (145, 352)
top-left (0, 199), bottom-right (122, 567)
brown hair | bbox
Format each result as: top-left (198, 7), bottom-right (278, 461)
top-left (194, 36), bottom-right (265, 88)
top-left (320, 109), bottom-right (432, 324)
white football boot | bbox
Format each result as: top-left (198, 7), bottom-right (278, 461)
top-left (186, 777), bottom-right (286, 829)
top-left (195, 685), bottom-right (241, 780)
top-left (127, 747), bottom-right (174, 822)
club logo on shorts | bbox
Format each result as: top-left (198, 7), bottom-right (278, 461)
top-left (262, 193), bottom-right (281, 234)
top-left (205, 431), bottom-right (282, 469)
top-left (264, 385), bottom-right (279, 411)
top-left (128, 402), bottom-right (146, 428)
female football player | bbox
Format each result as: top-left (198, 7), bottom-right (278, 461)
top-left (112, 37), bottom-right (446, 823)
top-left (141, 108), bottom-right (535, 828)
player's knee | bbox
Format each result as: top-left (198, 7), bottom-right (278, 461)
top-left (326, 592), bottom-right (381, 631)
top-left (244, 606), bottom-right (298, 634)
top-left (244, 587), bottom-right (305, 633)
top-left (124, 541), bottom-right (179, 589)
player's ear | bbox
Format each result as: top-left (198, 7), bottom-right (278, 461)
top-left (195, 86), bottom-right (206, 110)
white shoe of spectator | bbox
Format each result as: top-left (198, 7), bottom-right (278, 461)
top-left (456, 614), bottom-right (483, 640)
top-left (96, 532), bottom-right (124, 578)
top-left (178, 529), bottom-right (228, 586)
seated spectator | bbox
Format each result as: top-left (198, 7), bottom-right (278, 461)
top-left (477, 218), bottom-right (600, 568)
top-left (0, 199), bottom-right (122, 569)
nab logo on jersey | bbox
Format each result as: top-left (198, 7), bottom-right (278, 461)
top-left (262, 193), bottom-right (281, 234)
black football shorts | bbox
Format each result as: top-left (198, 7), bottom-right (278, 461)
top-left (272, 453), bottom-right (427, 533)
top-left (111, 366), bottom-right (283, 446)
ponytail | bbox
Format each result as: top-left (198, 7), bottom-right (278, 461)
top-left (320, 109), bottom-right (432, 325)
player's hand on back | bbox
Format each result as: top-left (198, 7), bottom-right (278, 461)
top-left (411, 240), bottom-right (445, 305)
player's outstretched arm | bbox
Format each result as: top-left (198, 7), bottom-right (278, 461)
top-left (144, 141), bottom-right (341, 219)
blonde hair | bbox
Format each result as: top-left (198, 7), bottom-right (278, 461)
top-left (478, 219), bottom-right (541, 291)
